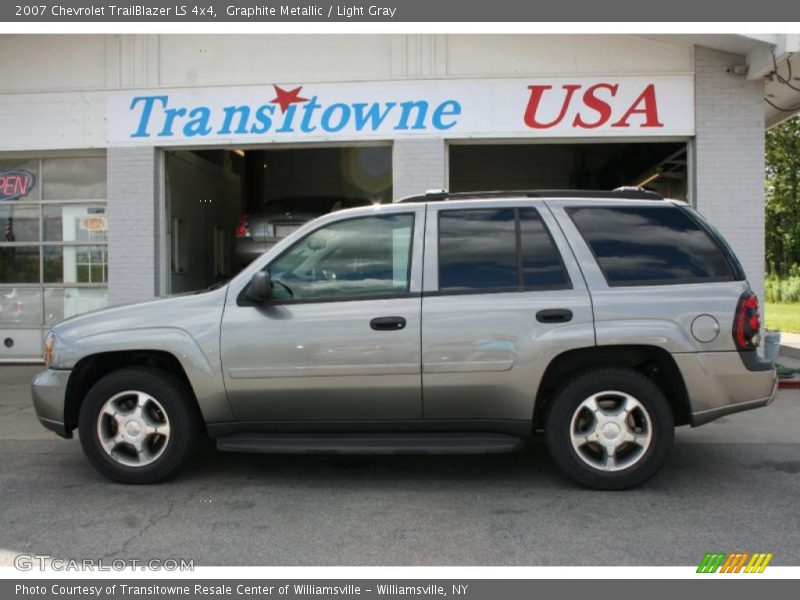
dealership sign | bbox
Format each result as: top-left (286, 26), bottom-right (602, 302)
top-left (107, 76), bottom-right (694, 144)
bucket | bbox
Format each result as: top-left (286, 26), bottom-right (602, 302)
top-left (763, 331), bottom-right (781, 363)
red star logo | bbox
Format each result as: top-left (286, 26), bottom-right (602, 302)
top-left (270, 85), bottom-right (308, 114)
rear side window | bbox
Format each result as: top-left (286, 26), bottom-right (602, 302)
top-left (438, 207), bottom-right (570, 292)
top-left (438, 208), bottom-right (517, 290)
top-left (567, 206), bottom-right (738, 286)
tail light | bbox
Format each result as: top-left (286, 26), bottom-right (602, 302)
top-left (733, 290), bottom-right (761, 351)
top-left (235, 215), bottom-right (251, 238)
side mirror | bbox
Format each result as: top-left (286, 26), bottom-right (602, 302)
top-left (245, 271), bottom-right (272, 303)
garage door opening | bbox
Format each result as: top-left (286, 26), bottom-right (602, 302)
top-left (165, 145), bottom-right (392, 294)
top-left (449, 142), bottom-right (687, 200)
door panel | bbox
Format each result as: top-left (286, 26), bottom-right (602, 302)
top-left (221, 207), bottom-right (425, 422)
top-left (421, 200), bottom-right (594, 421)
top-left (221, 297), bottom-right (422, 421)
top-left (422, 290), bottom-right (593, 420)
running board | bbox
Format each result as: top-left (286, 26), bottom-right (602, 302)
top-left (216, 432), bottom-right (524, 455)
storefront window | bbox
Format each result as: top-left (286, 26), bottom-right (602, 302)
top-left (43, 204), bottom-right (107, 242)
top-left (44, 287), bottom-right (109, 327)
top-left (1, 204), bottom-right (40, 242)
top-left (42, 157), bottom-right (106, 200)
top-left (0, 287), bottom-right (43, 327)
top-left (0, 154), bottom-right (107, 338)
top-left (0, 247), bottom-right (40, 283)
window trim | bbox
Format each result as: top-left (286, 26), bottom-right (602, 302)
top-left (435, 206), bottom-right (573, 296)
top-left (566, 205), bottom-right (739, 288)
top-left (237, 212), bottom-right (417, 307)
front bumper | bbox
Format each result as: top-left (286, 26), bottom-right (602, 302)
top-left (31, 368), bottom-right (72, 438)
top-left (672, 351), bottom-right (778, 426)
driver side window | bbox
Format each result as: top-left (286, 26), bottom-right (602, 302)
top-left (268, 213), bottom-right (414, 301)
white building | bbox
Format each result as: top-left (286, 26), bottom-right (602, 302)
top-left (1, 34), bottom-right (799, 360)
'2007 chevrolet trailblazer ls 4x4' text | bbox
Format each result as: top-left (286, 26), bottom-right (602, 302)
top-left (31, 189), bottom-right (777, 489)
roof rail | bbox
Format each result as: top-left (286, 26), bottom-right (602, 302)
top-left (397, 188), bottom-right (664, 203)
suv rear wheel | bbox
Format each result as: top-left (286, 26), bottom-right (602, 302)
top-left (78, 367), bottom-right (201, 484)
top-left (545, 368), bottom-right (674, 490)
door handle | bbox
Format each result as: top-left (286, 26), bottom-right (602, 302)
top-left (536, 309), bottom-right (573, 324)
top-left (370, 316), bottom-right (407, 331)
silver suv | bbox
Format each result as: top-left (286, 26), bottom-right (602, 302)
top-left (31, 189), bottom-right (777, 489)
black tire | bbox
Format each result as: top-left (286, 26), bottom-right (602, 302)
top-left (544, 367), bottom-right (674, 490)
top-left (78, 367), bottom-right (202, 484)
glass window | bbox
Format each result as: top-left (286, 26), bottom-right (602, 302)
top-left (42, 157), bottom-right (106, 200)
top-left (268, 214), bottom-right (414, 301)
top-left (44, 245), bottom-right (108, 284)
top-left (43, 204), bottom-right (107, 242)
top-left (519, 208), bottom-right (569, 289)
top-left (568, 206), bottom-right (736, 286)
top-left (439, 209), bottom-right (517, 291)
top-left (0, 287), bottom-right (43, 327)
top-left (44, 287), bottom-right (109, 326)
top-left (0, 247), bottom-right (40, 283)
top-left (0, 158), bottom-right (40, 202)
top-left (0, 204), bottom-right (40, 242)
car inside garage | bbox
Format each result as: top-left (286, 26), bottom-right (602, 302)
top-left (164, 145), bottom-right (392, 293)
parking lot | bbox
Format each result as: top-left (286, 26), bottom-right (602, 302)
top-left (1, 363), bottom-right (799, 566)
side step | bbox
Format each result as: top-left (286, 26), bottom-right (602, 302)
top-left (216, 432), bottom-right (524, 455)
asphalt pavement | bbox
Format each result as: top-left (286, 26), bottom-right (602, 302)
top-left (1, 364), bottom-right (798, 566)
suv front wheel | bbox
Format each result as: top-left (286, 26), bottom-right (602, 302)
top-left (545, 368), bottom-right (674, 490)
top-left (78, 367), bottom-right (201, 484)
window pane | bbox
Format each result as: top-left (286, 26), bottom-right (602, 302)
top-left (42, 157), bottom-right (106, 200)
top-left (44, 287), bottom-right (109, 327)
top-left (44, 245), bottom-right (108, 284)
top-left (0, 247), bottom-right (40, 283)
top-left (0, 287), bottom-right (43, 326)
top-left (568, 206), bottom-right (735, 285)
top-left (519, 208), bottom-right (569, 289)
top-left (43, 204), bottom-right (107, 242)
top-left (0, 158), bottom-right (40, 202)
top-left (0, 204), bottom-right (39, 242)
top-left (269, 214), bottom-right (414, 300)
top-left (439, 209), bottom-right (517, 291)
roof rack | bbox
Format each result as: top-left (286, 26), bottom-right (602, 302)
top-left (397, 188), bottom-right (664, 203)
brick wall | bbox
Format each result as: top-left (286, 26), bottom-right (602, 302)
top-left (694, 47), bottom-right (766, 302)
top-left (107, 147), bottom-right (160, 305)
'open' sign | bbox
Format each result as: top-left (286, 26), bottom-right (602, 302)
top-left (0, 171), bottom-right (35, 201)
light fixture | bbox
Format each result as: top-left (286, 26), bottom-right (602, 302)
top-left (727, 64), bottom-right (748, 77)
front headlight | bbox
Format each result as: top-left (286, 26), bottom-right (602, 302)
top-left (44, 331), bottom-right (56, 368)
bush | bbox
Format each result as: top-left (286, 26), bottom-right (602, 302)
top-left (765, 272), bottom-right (800, 303)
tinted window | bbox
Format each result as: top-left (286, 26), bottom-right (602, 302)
top-left (439, 209), bottom-right (517, 290)
top-left (268, 214), bottom-right (413, 300)
top-left (520, 208), bottom-right (569, 288)
top-left (568, 206), bottom-right (735, 285)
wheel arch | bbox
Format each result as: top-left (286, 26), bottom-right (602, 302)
top-left (64, 350), bottom-right (203, 434)
top-left (533, 345), bottom-right (691, 429)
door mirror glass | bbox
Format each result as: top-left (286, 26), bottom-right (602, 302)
top-left (245, 270), bottom-right (272, 303)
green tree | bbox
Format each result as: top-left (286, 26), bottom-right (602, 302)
top-left (766, 115), bottom-right (800, 275)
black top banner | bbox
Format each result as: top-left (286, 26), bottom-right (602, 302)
top-left (2, 0), bottom-right (800, 22)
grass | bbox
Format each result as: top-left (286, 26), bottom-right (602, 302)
top-left (765, 302), bottom-right (800, 334)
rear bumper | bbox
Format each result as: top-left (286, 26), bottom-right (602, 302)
top-left (31, 368), bottom-right (72, 438)
top-left (672, 351), bottom-right (778, 426)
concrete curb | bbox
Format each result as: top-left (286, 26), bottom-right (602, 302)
top-left (779, 345), bottom-right (800, 360)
